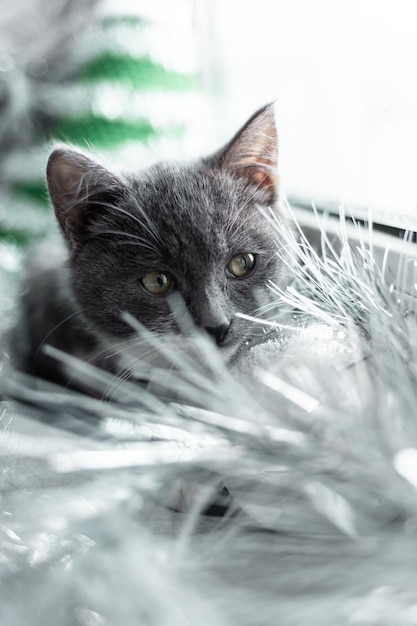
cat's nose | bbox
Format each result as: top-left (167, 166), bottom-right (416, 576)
top-left (205, 322), bottom-right (231, 346)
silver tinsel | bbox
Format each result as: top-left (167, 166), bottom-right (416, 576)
top-left (2, 2), bottom-right (417, 623)
top-left (2, 205), bottom-right (417, 625)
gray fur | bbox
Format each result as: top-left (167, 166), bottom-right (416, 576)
top-left (14, 104), bottom-right (290, 389)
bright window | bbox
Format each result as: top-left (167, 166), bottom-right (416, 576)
top-left (196, 0), bottom-right (417, 221)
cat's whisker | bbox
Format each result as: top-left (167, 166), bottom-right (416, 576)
top-left (104, 367), bottom-right (136, 401)
top-left (225, 171), bottom-right (279, 240)
top-left (127, 195), bottom-right (166, 248)
top-left (103, 339), bottom-right (150, 361)
top-left (104, 341), bottom-right (165, 386)
top-left (86, 229), bottom-right (161, 255)
top-left (225, 185), bottom-right (266, 235)
top-left (79, 334), bottom-right (143, 367)
top-left (106, 322), bottom-right (202, 394)
top-left (110, 240), bottom-right (161, 253)
top-left (89, 199), bottom-right (163, 250)
top-left (36, 306), bottom-right (94, 358)
top-left (227, 211), bottom-right (259, 240)
top-left (103, 343), bottom-right (152, 398)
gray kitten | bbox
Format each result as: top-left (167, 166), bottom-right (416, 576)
top-left (15, 104), bottom-right (289, 391)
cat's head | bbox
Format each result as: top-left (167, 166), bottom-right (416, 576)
top-left (46, 103), bottom-right (288, 355)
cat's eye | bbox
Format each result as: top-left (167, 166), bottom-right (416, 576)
top-left (141, 271), bottom-right (173, 295)
top-left (226, 253), bottom-right (256, 278)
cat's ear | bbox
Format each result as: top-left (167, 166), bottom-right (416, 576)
top-left (47, 148), bottom-right (122, 246)
top-left (214, 103), bottom-right (278, 205)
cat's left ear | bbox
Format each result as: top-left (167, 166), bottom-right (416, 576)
top-left (214, 103), bottom-right (278, 205)
top-left (47, 147), bottom-right (123, 247)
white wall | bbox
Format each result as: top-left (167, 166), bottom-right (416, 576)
top-left (196, 0), bottom-right (417, 218)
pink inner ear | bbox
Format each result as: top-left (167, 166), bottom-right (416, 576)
top-left (235, 136), bottom-right (278, 198)
top-left (47, 149), bottom-right (110, 246)
top-left (47, 148), bottom-right (123, 245)
top-left (53, 163), bottom-right (81, 200)
top-left (252, 170), bottom-right (267, 185)
top-left (218, 104), bottom-right (279, 202)
top-left (245, 167), bottom-right (278, 200)
top-left (251, 168), bottom-right (275, 188)
top-left (47, 150), bottom-right (90, 216)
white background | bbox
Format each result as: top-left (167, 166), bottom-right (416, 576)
top-left (196, 0), bottom-right (417, 218)
top-left (101, 0), bottom-right (417, 219)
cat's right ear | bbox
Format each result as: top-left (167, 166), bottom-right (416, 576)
top-left (211, 103), bottom-right (279, 205)
top-left (47, 148), bottom-right (122, 246)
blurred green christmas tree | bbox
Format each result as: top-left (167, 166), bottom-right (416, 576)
top-left (0, 1), bottom-right (198, 255)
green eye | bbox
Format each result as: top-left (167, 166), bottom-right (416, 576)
top-left (141, 271), bottom-right (173, 295)
top-left (227, 253), bottom-right (256, 278)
